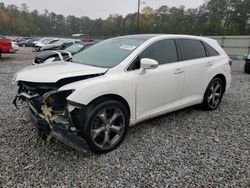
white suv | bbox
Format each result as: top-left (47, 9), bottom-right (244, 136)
top-left (13, 34), bottom-right (232, 153)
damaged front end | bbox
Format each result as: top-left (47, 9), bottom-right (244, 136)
top-left (13, 81), bottom-right (88, 152)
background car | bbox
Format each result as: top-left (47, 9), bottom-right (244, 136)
top-left (33, 50), bottom-right (72, 64)
top-left (12, 37), bottom-right (23, 42)
top-left (32, 37), bottom-right (47, 46)
top-left (244, 54), bottom-right (250, 73)
top-left (15, 37), bottom-right (33, 44)
top-left (11, 41), bottom-right (19, 52)
top-left (64, 43), bottom-right (89, 55)
top-left (0, 37), bottom-right (13, 58)
top-left (33, 43), bottom-right (93, 64)
top-left (33, 38), bottom-right (56, 47)
top-left (40, 39), bottom-right (81, 51)
top-left (18, 38), bottom-right (37, 47)
top-left (34, 38), bottom-right (59, 51)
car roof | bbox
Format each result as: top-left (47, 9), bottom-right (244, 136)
top-left (117, 34), bottom-right (214, 42)
top-left (36, 51), bottom-right (58, 59)
top-left (116, 34), bottom-right (158, 40)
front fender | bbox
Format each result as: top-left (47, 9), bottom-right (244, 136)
top-left (59, 75), bottom-right (136, 119)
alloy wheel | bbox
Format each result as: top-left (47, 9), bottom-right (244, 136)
top-left (207, 80), bottom-right (223, 109)
top-left (91, 107), bottom-right (125, 150)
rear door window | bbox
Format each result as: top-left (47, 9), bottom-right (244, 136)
top-left (178, 39), bottom-right (207, 60)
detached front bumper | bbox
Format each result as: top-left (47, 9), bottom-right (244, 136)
top-left (28, 102), bottom-right (88, 153)
top-left (13, 87), bottom-right (89, 153)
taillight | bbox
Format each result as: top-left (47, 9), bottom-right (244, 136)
top-left (228, 59), bottom-right (233, 66)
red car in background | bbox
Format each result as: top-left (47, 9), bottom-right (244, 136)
top-left (0, 37), bottom-right (13, 58)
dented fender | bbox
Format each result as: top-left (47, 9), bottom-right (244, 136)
top-left (59, 74), bottom-right (137, 120)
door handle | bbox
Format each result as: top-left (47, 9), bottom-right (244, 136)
top-left (174, 68), bottom-right (184, 74)
top-left (206, 62), bottom-right (213, 67)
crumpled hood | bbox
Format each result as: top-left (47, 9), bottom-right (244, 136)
top-left (15, 61), bottom-right (108, 83)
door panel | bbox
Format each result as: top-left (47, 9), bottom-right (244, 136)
top-left (136, 62), bottom-right (184, 119)
top-left (128, 39), bottom-right (185, 120)
top-left (181, 58), bottom-right (208, 103)
top-left (177, 39), bottom-right (210, 104)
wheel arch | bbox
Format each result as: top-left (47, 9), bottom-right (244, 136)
top-left (87, 94), bottom-right (131, 118)
top-left (212, 74), bottom-right (226, 93)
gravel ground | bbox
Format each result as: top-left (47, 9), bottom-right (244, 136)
top-left (0, 48), bottom-right (249, 187)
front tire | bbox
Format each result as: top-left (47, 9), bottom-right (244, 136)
top-left (84, 100), bottom-right (129, 154)
top-left (202, 78), bottom-right (224, 111)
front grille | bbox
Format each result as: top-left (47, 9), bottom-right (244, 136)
top-left (18, 81), bottom-right (58, 96)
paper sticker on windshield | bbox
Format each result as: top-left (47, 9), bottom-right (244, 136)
top-left (120, 45), bottom-right (136, 51)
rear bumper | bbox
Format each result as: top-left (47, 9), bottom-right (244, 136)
top-left (9, 49), bottom-right (16, 53)
top-left (28, 102), bottom-right (89, 153)
top-left (0, 48), bottom-right (14, 53)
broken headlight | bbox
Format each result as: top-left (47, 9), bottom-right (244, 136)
top-left (43, 90), bottom-right (74, 111)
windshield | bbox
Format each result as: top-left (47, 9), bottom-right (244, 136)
top-left (41, 39), bottom-right (53, 44)
top-left (49, 40), bottom-right (59, 44)
top-left (37, 38), bottom-right (46, 42)
top-left (52, 40), bottom-right (66, 45)
top-left (71, 37), bottom-right (145, 68)
top-left (65, 44), bottom-right (84, 53)
top-left (25, 39), bottom-right (31, 43)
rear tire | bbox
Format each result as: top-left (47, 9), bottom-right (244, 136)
top-left (202, 78), bottom-right (224, 111)
top-left (22, 44), bottom-right (26, 47)
top-left (83, 100), bottom-right (129, 154)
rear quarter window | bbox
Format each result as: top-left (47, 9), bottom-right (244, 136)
top-left (178, 39), bottom-right (207, 60)
top-left (202, 42), bottom-right (220, 57)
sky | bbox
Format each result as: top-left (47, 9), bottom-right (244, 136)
top-left (3, 0), bottom-right (205, 19)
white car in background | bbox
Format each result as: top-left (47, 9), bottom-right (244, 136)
top-left (32, 37), bottom-right (49, 46)
top-left (13, 34), bottom-right (232, 153)
top-left (33, 38), bottom-right (59, 51)
top-left (40, 39), bottom-right (81, 51)
top-left (11, 41), bottom-right (19, 52)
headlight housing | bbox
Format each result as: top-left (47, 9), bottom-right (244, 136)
top-left (43, 90), bottom-right (74, 111)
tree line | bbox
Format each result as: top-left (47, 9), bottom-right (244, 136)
top-left (0, 0), bottom-right (249, 37)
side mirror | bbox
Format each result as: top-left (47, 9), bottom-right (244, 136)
top-left (139, 58), bottom-right (159, 74)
